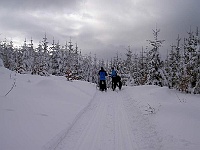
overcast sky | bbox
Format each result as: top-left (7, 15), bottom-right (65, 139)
top-left (0, 0), bottom-right (200, 59)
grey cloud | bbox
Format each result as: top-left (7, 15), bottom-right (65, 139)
top-left (1, 0), bottom-right (200, 59)
top-left (0, 0), bottom-right (83, 12)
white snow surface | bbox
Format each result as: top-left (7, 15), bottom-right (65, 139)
top-left (0, 66), bottom-right (200, 150)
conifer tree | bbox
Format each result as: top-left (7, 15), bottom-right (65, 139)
top-left (147, 27), bottom-right (166, 86)
top-left (138, 47), bottom-right (148, 85)
top-left (1, 39), bottom-right (14, 70)
top-left (166, 35), bottom-right (182, 89)
top-left (20, 38), bottom-right (34, 74)
top-left (124, 46), bottom-right (134, 85)
top-left (182, 27), bottom-right (200, 93)
top-left (91, 54), bottom-right (98, 84)
top-left (132, 53), bottom-right (139, 85)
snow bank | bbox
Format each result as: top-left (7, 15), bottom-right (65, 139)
top-left (0, 67), bottom-right (96, 150)
top-left (126, 85), bottom-right (200, 149)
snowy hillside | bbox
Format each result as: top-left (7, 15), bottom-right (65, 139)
top-left (0, 66), bottom-right (200, 150)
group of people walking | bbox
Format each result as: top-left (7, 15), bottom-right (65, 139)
top-left (98, 67), bottom-right (122, 91)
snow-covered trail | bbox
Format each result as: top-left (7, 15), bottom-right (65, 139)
top-left (45, 88), bottom-right (161, 150)
top-left (1, 67), bottom-right (200, 150)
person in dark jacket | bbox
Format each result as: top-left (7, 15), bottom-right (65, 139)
top-left (110, 67), bottom-right (117, 91)
top-left (98, 67), bottom-right (107, 91)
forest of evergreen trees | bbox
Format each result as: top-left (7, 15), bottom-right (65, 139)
top-left (0, 27), bottom-right (200, 94)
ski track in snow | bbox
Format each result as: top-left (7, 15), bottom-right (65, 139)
top-left (44, 88), bottom-right (162, 150)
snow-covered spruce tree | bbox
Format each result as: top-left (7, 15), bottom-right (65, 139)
top-left (64, 40), bottom-right (72, 80)
top-left (166, 35), bottom-right (182, 89)
top-left (0, 40), bottom-right (15, 70)
top-left (132, 53), bottom-right (139, 86)
top-left (20, 39), bottom-right (28, 73)
top-left (14, 38), bottom-right (35, 74)
top-left (32, 42), bottom-right (42, 75)
top-left (0, 39), bottom-right (4, 67)
top-left (32, 33), bottom-right (50, 76)
top-left (69, 40), bottom-right (82, 80)
top-left (137, 47), bottom-right (148, 85)
top-left (58, 43), bottom-right (70, 76)
top-left (91, 54), bottom-right (98, 84)
top-left (60, 41), bottom-right (69, 76)
top-left (124, 46), bottom-right (134, 86)
top-left (181, 27), bottom-right (200, 93)
top-left (190, 27), bottom-right (200, 94)
top-left (41, 33), bottom-right (50, 76)
top-left (86, 53), bottom-right (93, 82)
top-left (194, 35), bottom-right (200, 94)
top-left (65, 38), bottom-right (78, 79)
top-left (114, 52), bottom-right (120, 70)
top-left (146, 27), bottom-right (166, 87)
top-left (67, 38), bottom-right (74, 72)
top-left (19, 38), bottom-right (36, 74)
top-left (111, 52), bottom-right (121, 70)
top-left (166, 45), bottom-right (176, 89)
top-left (33, 34), bottom-right (49, 76)
top-left (49, 37), bottom-right (56, 75)
top-left (80, 53), bottom-right (93, 82)
top-left (73, 43), bottom-right (81, 79)
top-left (116, 52), bottom-right (124, 75)
top-left (14, 43), bottom-right (29, 73)
top-left (49, 38), bottom-right (64, 75)
top-left (27, 38), bottom-right (36, 74)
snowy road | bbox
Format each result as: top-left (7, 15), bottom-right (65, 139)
top-left (46, 88), bottom-right (161, 150)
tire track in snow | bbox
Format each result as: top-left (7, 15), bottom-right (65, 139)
top-left (45, 87), bottom-right (162, 150)
top-left (49, 89), bottom-right (137, 150)
top-left (113, 91), bottom-right (137, 150)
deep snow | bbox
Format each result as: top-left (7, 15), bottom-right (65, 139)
top-left (0, 66), bottom-right (200, 150)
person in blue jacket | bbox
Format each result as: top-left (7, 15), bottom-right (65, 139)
top-left (111, 67), bottom-right (117, 91)
top-left (98, 67), bottom-right (107, 91)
